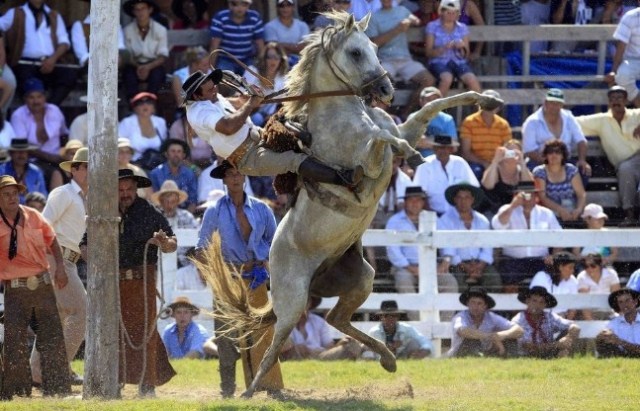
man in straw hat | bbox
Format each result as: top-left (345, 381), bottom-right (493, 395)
top-left (116, 168), bottom-right (177, 396)
top-left (0, 175), bottom-right (70, 399)
top-left (149, 138), bottom-right (198, 213)
top-left (196, 161), bottom-right (283, 398)
top-left (448, 287), bottom-right (523, 358)
top-left (30, 147), bottom-right (88, 387)
top-left (161, 296), bottom-right (209, 359)
top-left (492, 181), bottom-right (562, 293)
top-left (413, 135), bottom-right (478, 215)
top-left (595, 288), bottom-right (640, 358)
top-left (438, 182), bottom-right (501, 293)
top-left (0, 138), bottom-right (47, 202)
top-left (512, 286), bottom-right (580, 358)
top-left (183, 70), bottom-right (364, 192)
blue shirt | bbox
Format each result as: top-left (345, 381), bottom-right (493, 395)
top-left (0, 161), bottom-right (48, 203)
top-left (197, 194), bottom-right (276, 264)
top-left (426, 19), bottom-right (470, 65)
top-left (385, 210), bottom-right (419, 268)
top-left (162, 321), bottom-right (208, 359)
top-left (626, 269), bottom-right (640, 292)
top-left (149, 162), bottom-right (198, 208)
top-left (210, 9), bottom-right (264, 63)
top-left (407, 111), bottom-right (458, 157)
top-left (366, 6), bottom-right (413, 60)
top-left (437, 207), bottom-right (493, 265)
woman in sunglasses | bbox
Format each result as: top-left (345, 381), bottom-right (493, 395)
top-left (577, 253), bottom-right (621, 320)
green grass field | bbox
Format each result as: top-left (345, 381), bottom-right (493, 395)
top-left (2, 357), bottom-right (638, 410)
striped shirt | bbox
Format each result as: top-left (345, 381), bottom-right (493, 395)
top-left (460, 111), bottom-right (512, 163)
top-left (613, 7), bottom-right (640, 59)
top-left (210, 9), bottom-right (264, 63)
top-left (493, 0), bottom-right (521, 26)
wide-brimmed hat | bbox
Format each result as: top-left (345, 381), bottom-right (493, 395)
top-left (123, 0), bottom-right (158, 17)
top-left (459, 287), bottom-right (496, 309)
top-left (130, 91), bottom-right (157, 108)
top-left (479, 89), bottom-right (503, 110)
top-left (439, 0), bottom-right (460, 11)
top-left (168, 296), bottom-right (200, 315)
top-left (118, 168), bottom-right (152, 188)
top-left (518, 286), bottom-right (558, 308)
top-left (608, 288), bottom-right (640, 313)
top-left (150, 180), bottom-right (188, 205)
top-left (59, 147), bottom-right (88, 172)
top-left (377, 300), bottom-right (405, 316)
top-left (419, 86), bottom-right (442, 99)
top-left (426, 135), bottom-right (460, 147)
top-left (545, 88), bottom-right (565, 104)
top-left (511, 181), bottom-right (542, 193)
top-left (59, 139), bottom-right (84, 157)
top-left (402, 186), bottom-right (427, 199)
top-left (581, 203), bottom-right (608, 220)
top-left (7, 138), bottom-right (38, 151)
top-left (0, 175), bottom-right (27, 193)
top-left (210, 160), bottom-right (234, 179)
top-left (444, 182), bottom-right (485, 208)
top-left (181, 70), bottom-right (224, 106)
top-left (117, 137), bottom-right (134, 154)
top-left (160, 138), bottom-right (191, 158)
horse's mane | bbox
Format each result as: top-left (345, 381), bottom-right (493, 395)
top-left (282, 11), bottom-right (355, 120)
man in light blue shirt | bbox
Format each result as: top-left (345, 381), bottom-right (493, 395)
top-left (162, 297), bottom-right (208, 359)
top-left (150, 139), bottom-right (198, 213)
top-left (408, 87), bottom-right (458, 157)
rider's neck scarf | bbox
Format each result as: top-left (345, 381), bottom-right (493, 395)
top-left (524, 311), bottom-right (549, 344)
top-left (0, 208), bottom-right (20, 260)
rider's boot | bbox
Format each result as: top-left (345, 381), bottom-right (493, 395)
top-left (298, 157), bottom-right (364, 190)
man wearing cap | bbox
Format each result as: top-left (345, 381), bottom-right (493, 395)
top-left (492, 181), bottom-right (562, 293)
top-left (607, 5), bottom-right (640, 108)
top-left (413, 135), bottom-right (479, 215)
top-left (448, 287), bottom-right (523, 357)
top-left (161, 296), bottom-right (209, 359)
top-left (460, 90), bottom-right (512, 180)
top-left (265, 0), bottom-right (310, 65)
top-left (364, 300), bottom-right (433, 359)
top-left (0, 138), bottom-right (48, 203)
top-left (575, 86), bottom-right (640, 227)
top-left (408, 86), bottom-right (457, 158)
top-left (437, 183), bottom-right (501, 293)
top-left (183, 70), bottom-right (363, 191)
top-left (512, 286), bottom-right (581, 358)
top-left (0, 175), bottom-right (70, 399)
top-left (117, 168), bottom-right (177, 396)
top-left (595, 288), bottom-right (640, 357)
top-left (122, 0), bottom-right (168, 99)
top-left (196, 162), bottom-right (283, 397)
top-left (522, 88), bottom-right (591, 179)
top-left (149, 138), bottom-right (198, 213)
top-left (30, 147), bottom-right (88, 387)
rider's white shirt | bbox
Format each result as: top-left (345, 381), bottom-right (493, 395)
top-left (186, 95), bottom-right (252, 159)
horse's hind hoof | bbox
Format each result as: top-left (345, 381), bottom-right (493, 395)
top-left (406, 154), bottom-right (425, 170)
top-left (240, 390), bottom-right (254, 399)
top-left (380, 355), bottom-right (397, 373)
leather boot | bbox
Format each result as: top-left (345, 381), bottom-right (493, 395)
top-left (298, 157), bottom-right (364, 189)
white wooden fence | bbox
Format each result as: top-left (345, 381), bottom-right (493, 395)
top-left (160, 212), bottom-right (639, 357)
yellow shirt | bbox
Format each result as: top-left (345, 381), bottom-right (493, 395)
top-left (460, 111), bottom-right (512, 163)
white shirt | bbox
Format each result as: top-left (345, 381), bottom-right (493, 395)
top-left (448, 310), bottom-right (515, 357)
top-left (289, 313), bottom-right (334, 350)
top-left (118, 114), bottom-right (168, 160)
top-left (576, 266), bottom-right (620, 294)
top-left (123, 19), bottom-right (168, 63)
top-left (186, 97), bottom-right (252, 159)
top-left (42, 180), bottom-right (86, 253)
top-left (68, 112), bottom-right (87, 144)
top-left (71, 15), bottom-right (125, 66)
top-left (613, 7), bottom-right (640, 59)
top-left (606, 313), bottom-right (640, 345)
top-left (264, 18), bottom-right (310, 52)
top-left (437, 208), bottom-right (493, 265)
top-left (0, 4), bottom-right (70, 59)
top-left (378, 169), bottom-right (411, 211)
top-left (522, 107), bottom-right (587, 155)
top-left (175, 263), bottom-right (206, 290)
top-left (0, 122), bottom-right (16, 149)
top-left (530, 271), bottom-right (579, 295)
top-left (413, 154), bottom-right (479, 215)
top-left (491, 204), bottom-right (561, 258)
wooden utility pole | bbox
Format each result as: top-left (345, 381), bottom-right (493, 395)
top-left (83, 0), bottom-right (121, 399)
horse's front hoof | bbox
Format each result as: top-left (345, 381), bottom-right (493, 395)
top-left (406, 154), bottom-right (425, 170)
top-left (380, 355), bottom-right (397, 373)
top-left (240, 390), bottom-right (254, 399)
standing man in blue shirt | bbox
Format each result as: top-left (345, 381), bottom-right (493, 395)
top-left (162, 296), bottom-right (209, 359)
top-left (196, 161), bottom-right (283, 398)
top-left (149, 139), bottom-right (198, 213)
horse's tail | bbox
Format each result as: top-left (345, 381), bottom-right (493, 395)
top-left (193, 232), bottom-right (276, 342)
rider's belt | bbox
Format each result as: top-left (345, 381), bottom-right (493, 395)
top-left (226, 129), bottom-right (258, 168)
top-left (62, 246), bottom-right (81, 264)
top-left (119, 265), bottom-right (156, 281)
top-left (230, 260), bottom-right (265, 274)
top-left (7, 272), bottom-right (51, 290)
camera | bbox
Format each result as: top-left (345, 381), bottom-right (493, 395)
top-left (522, 193), bottom-right (532, 201)
top-left (504, 149), bottom-right (517, 159)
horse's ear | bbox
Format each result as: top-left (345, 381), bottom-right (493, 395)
top-left (345, 13), bottom-right (356, 32)
top-left (356, 13), bottom-right (371, 32)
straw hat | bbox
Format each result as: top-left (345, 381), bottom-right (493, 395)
top-left (167, 296), bottom-right (200, 314)
top-left (59, 139), bottom-right (84, 157)
top-left (150, 180), bottom-right (188, 205)
top-left (0, 175), bottom-right (26, 193)
top-left (59, 147), bottom-right (88, 172)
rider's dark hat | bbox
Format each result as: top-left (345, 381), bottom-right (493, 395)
top-left (181, 70), bottom-right (223, 105)
top-left (210, 160), bottom-right (234, 179)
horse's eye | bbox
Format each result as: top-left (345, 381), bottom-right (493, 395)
top-left (351, 49), bottom-right (362, 59)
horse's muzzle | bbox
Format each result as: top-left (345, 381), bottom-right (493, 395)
top-left (363, 72), bottom-right (394, 105)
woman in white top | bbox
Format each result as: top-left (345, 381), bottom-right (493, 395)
top-left (530, 251), bottom-right (579, 319)
top-left (118, 92), bottom-right (168, 165)
top-left (577, 252), bottom-right (620, 320)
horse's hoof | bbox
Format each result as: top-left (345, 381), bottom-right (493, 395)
top-left (380, 356), bottom-right (397, 373)
top-left (240, 389), bottom-right (254, 399)
top-left (406, 154), bottom-right (425, 169)
top-left (267, 389), bottom-right (286, 400)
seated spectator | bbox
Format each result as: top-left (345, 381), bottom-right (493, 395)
top-left (168, 117), bottom-right (213, 170)
top-left (161, 297), bottom-right (209, 359)
top-left (521, 0), bottom-right (551, 53)
top-left (117, 137), bottom-right (153, 199)
top-left (549, 0), bottom-right (598, 52)
top-left (49, 139), bottom-right (84, 190)
top-left (460, 90), bottom-right (512, 180)
top-left (366, 0), bottom-right (435, 118)
top-left (530, 251), bottom-right (579, 319)
top-left (171, 46), bottom-right (210, 107)
top-left (122, 0), bottom-right (169, 99)
top-left (300, 0), bottom-right (332, 26)
top-left (0, 110), bottom-right (16, 149)
top-left (533, 139), bottom-right (587, 223)
top-left (408, 86), bottom-right (458, 157)
top-left (575, 86), bottom-right (640, 227)
top-left (606, 5), bottom-right (640, 107)
top-left (372, 156), bottom-right (412, 229)
top-left (0, 0), bottom-right (77, 105)
top-left (595, 288), bottom-right (640, 357)
top-left (492, 0), bottom-right (522, 54)
top-left (349, 0), bottom-right (388, 20)
top-left (118, 92), bottom-right (168, 167)
top-left (242, 42), bottom-right (289, 127)
top-left (364, 300), bottom-right (433, 359)
top-left (522, 88), bottom-right (591, 180)
top-left (314, 0), bottom-right (352, 29)
top-left (577, 253), bottom-right (620, 320)
top-left (576, 204), bottom-right (618, 264)
top-left (265, 0), bottom-right (309, 66)
top-left (626, 267), bottom-right (640, 292)
top-left (425, 0), bottom-right (481, 98)
top-left (512, 286), bottom-right (581, 358)
top-left (448, 287), bottom-right (524, 358)
top-left (0, 138), bottom-right (47, 203)
top-left (208, 0), bottom-right (265, 75)
top-left (71, 9), bottom-right (126, 68)
top-left (452, 0), bottom-right (485, 60)
top-left (170, 0), bottom-right (210, 29)
top-left (491, 181), bottom-right (562, 294)
top-left (437, 183), bottom-right (501, 293)
top-left (149, 139), bottom-right (198, 213)
top-left (0, 34), bottom-right (17, 116)
top-left (601, 0), bottom-right (636, 25)
top-left (24, 191), bottom-right (46, 212)
top-left (281, 297), bottom-right (362, 360)
top-left (413, 135), bottom-right (478, 215)
top-left (481, 140), bottom-right (533, 214)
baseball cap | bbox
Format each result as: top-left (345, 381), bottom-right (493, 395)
top-left (545, 88), bottom-right (565, 104)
